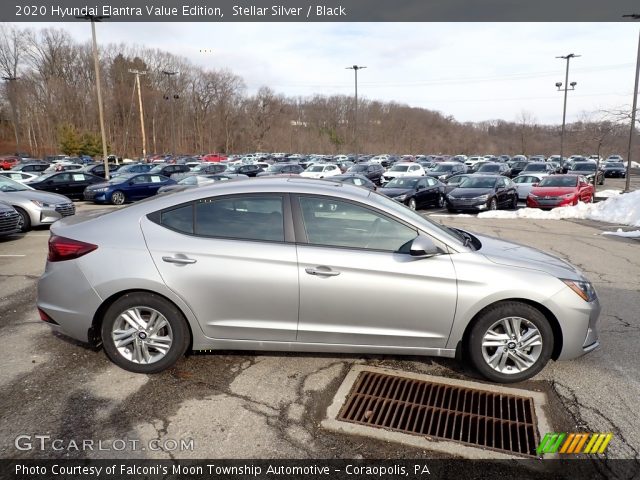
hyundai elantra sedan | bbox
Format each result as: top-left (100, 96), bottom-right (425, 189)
top-left (37, 177), bottom-right (600, 383)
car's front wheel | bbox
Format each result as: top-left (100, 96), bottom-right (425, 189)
top-left (488, 198), bottom-right (498, 210)
top-left (101, 293), bottom-right (190, 373)
top-left (110, 190), bottom-right (126, 205)
top-left (15, 207), bottom-right (31, 232)
top-left (408, 198), bottom-right (417, 210)
top-left (467, 301), bottom-right (553, 383)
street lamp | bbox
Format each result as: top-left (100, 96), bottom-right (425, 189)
top-left (623, 14), bottom-right (640, 192)
top-left (162, 70), bottom-right (179, 155)
top-left (556, 54), bottom-right (580, 163)
top-left (346, 65), bottom-right (366, 162)
top-left (75, 11), bottom-right (110, 178)
top-left (2, 76), bottom-right (20, 152)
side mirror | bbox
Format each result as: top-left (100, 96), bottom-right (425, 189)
top-left (410, 235), bottom-right (441, 258)
top-left (417, 185), bottom-right (424, 190)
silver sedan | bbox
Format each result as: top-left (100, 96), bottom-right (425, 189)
top-left (37, 177), bottom-right (601, 383)
top-left (0, 176), bottom-right (75, 232)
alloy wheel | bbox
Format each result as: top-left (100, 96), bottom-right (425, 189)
top-left (481, 316), bottom-right (543, 375)
top-left (111, 307), bottom-right (173, 364)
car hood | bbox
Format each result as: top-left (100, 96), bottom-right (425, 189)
top-left (530, 186), bottom-right (576, 196)
top-left (473, 232), bottom-right (582, 279)
top-left (1, 189), bottom-right (72, 204)
top-left (378, 187), bottom-right (412, 197)
top-left (448, 187), bottom-right (494, 198)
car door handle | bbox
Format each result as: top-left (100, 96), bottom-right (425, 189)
top-left (162, 256), bottom-right (197, 265)
top-left (305, 267), bottom-right (340, 277)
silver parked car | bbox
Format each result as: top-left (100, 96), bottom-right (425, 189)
top-left (0, 176), bottom-right (75, 232)
top-left (37, 178), bottom-right (600, 383)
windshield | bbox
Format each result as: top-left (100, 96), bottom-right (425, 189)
top-left (571, 163), bottom-right (595, 172)
top-left (512, 161), bottom-right (527, 168)
top-left (432, 164), bottom-right (453, 172)
top-left (477, 164), bottom-right (500, 172)
top-left (307, 166), bottom-right (325, 172)
top-left (538, 176), bottom-right (578, 187)
top-left (0, 177), bottom-right (31, 192)
top-left (389, 165), bottom-right (410, 172)
top-left (108, 174), bottom-right (134, 184)
top-left (606, 163), bottom-right (624, 168)
top-left (459, 177), bottom-right (497, 189)
top-left (524, 164), bottom-right (546, 172)
top-left (266, 165), bottom-right (284, 172)
top-left (178, 176), bottom-right (198, 185)
top-left (385, 178), bottom-right (419, 189)
top-left (348, 165), bottom-right (367, 172)
top-left (149, 165), bottom-right (165, 173)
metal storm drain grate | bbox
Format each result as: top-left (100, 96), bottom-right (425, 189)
top-left (337, 370), bottom-right (539, 457)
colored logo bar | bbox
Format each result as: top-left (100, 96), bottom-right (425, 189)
top-left (537, 433), bottom-right (612, 455)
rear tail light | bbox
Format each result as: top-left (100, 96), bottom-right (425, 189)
top-left (48, 235), bottom-right (97, 262)
top-left (38, 308), bottom-right (59, 324)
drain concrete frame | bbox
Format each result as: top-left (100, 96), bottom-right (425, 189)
top-left (322, 365), bottom-right (552, 459)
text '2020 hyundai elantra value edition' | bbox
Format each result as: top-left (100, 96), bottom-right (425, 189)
top-left (37, 177), bottom-right (600, 383)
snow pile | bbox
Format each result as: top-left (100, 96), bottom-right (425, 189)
top-left (477, 190), bottom-right (640, 227)
top-left (595, 189), bottom-right (622, 198)
top-left (602, 229), bottom-right (640, 238)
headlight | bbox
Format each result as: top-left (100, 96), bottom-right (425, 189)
top-left (447, 194), bottom-right (456, 199)
top-left (562, 279), bottom-right (597, 302)
top-left (473, 194), bottom-right (489, 201)
top-left (395, 194), bottom-right (407, 201)
top-left (30, 200), bottom-right (55, 208)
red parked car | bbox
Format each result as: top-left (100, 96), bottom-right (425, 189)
top-left (202, 153), bottom-right (228, 163)
top-left (0, 156), bottom-right (20, 170)
top-left (526, 174), bottom-right (594, 209)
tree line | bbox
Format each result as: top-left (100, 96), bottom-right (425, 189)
top-left (0, 24), bottom-right (637, 160)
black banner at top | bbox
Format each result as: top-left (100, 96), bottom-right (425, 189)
top-left (1, 0), bottom-right (640, 22)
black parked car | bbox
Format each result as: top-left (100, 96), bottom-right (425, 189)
top-left (331, 174), bottom-right (377, 191)
top-left (149, 163), bottom-right (191, 178)
top-left (507, 160), bottom-right (529, 178)
top-left (601, 162), bottom-right (626, 178)
top-left (29, 171), bottom-right (105, 200)
top-left (446, 175), bottom-right (518, 212)
top-left (225, 164), bottom-right (264, 177)
top-left (475, 162), bottom-right (510, 176)
top-left (79, 163), bottom-right (120, 179)
top-left (568, 162), bottom-right (604, 185)
top-left (426, 162), bottom-right (467, 181)
top-left (378, 176), bottom-right (445, 210)
top-left (443, 173), bottom-right (475, 193)
top-left (345, 162), bottom-right (385, 185)
top-left (256, 163), bottom-right (305, 176)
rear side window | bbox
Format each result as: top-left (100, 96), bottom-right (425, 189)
top-left (195, 195), bottom-right (284, 242)
top-left (161, 204), bottom-right (194, 234)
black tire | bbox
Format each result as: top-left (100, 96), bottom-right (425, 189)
top-left (101, 292), bottom-right (190, 374)
top-left (436, 194), bottom-right (445, 208)
top-left (408, 198), bottom-right (417, 210)
top-left (488, 198), bottom-right (498, 210)
top-left (15, 207), bottom-right (31, 232)
top-left (510, 195), bottom-right (518, 210)
top-left (110, 190), bottom-right (125, 205)
top-left (466, 301), bottom-right (553, 383)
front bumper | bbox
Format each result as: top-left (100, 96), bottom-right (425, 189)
top-left (84, 191), bottom-right (109, 203)
top-left (446, 198), bottom-right (488, 211)
top-left (527, 196), bottom-right (574, 209)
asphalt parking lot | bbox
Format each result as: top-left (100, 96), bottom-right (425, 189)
top-left (0, 177), bottom-right (639, 461)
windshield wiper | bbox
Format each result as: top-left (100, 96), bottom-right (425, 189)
top-left (449, 227), bottom-right (473, 248)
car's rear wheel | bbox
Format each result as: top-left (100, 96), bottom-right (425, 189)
top-left (467, 302), bottom-right (553, 383)
top-left (110, 190), bottom-right (125, 205)
top-left (101, 293), bottom-right (190, 373)
top-left (15, 207), bottom-right (31, 232)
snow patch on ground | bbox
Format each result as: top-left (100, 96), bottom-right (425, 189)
top-left (595, 189), bottom-right (622, 198)
top-left (601, 229), bottom-right (640, 238)
top-left (477, 190), bottom-right (640, 227)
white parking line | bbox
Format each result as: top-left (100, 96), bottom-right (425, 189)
top-left (0, 254), bottom-right (26, 257)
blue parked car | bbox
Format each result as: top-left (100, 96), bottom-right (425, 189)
top-left (83, 173), bottom-right (176, 205)
top-left (110, 163), bottom-right (154, 178)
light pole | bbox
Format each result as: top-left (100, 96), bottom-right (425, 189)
top-left (346, 65), bottom-right (366, 162)
top-left (2, 76), bottom-right (20, 152)
top-left (129, 69), bottom-right (147, 160)
top-left (75, 12), bottom-right (110, 178)
top-left (556, 54), bottom-right (580, 163)
top-left (623, 14), bottom-right (640, 192)
top-left (162, 70), bottom-right (179, 155)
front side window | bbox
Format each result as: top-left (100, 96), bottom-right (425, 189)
top-left (298, 196), bottom-right (417, 252)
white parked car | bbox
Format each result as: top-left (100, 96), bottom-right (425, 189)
top-left (465, 156), bottom-right (485, 168)
top-left (369, 154), bottom-right (390, 164)
top-left (0, 171), bottom-right (40, 184)
top-left (300, 164), bottom-right (342, 179)
top-left (605, 155), bottom-right (623, 163)
top-left (381, 163), bottom-right (425, 184)
top-left (511, 174), bottom-right (544, 202)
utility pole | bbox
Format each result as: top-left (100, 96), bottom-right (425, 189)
top-left (623, 14), bottom-right (640, 192)
top-left (75, 11), bottom-right (110, 178)
top-left (162, 70), bottom-right (178, 155)
top-left (129, 69), bottom-right (147, 160)
top-left (556, 54), bottom-right (580, 164)
top-left (1, 76), bottom-right (20, 152)
top-left (346, 65), bottom-right (366, 162)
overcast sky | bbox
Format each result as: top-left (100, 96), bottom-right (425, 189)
top-left (29, 22), bottom-right (640, 125)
